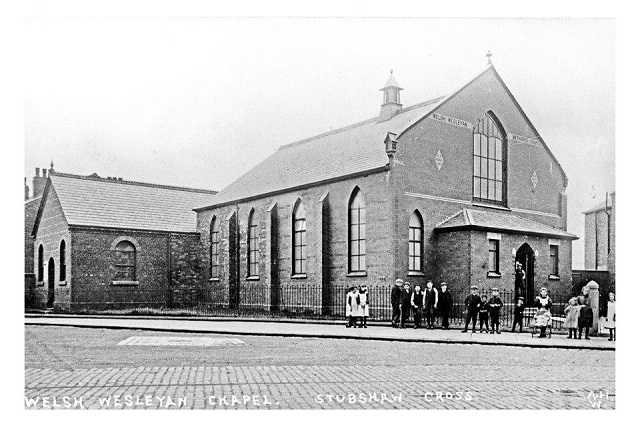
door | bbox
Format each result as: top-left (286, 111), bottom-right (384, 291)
top-left (515, 243), bottom-right (535, 307)
top-left (47, 258), bottom-right (55, 309)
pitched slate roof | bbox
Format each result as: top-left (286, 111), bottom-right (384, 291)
top-left (435, 208), bottom-right (578, 240)
top-left (583, 200), bottom-right (606, 215)
top-left (35, 173), bottom-right (217, 234)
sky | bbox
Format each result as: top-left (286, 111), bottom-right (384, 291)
top-left (23, 17), bottom-right (615, 269)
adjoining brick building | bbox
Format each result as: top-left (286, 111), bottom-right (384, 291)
top-left (30, 172), bottom-right (217, 310)
top-left (194, 62), bottom-right (578, 314)
top-left (582, 192), bottom-right (615, 284)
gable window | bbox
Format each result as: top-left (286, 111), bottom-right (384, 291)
top-left (550, 244), bottom-right (559, 277)
top-left (473, 113), bottom-right (506, 205)
top-left (409, 211), bottom-right (423, 272)
top-left (348, 188), bottom-right (366, 273)
top-left (114, 240), bottom-right (136, 281)
top-left (489, 239), bottom-right (500, 273)
top-left (248, 209), bottom-right (259, 277)
top-left (37, 245), bottom-right (44, 282)
top-left (292, 201), bottom-right (307, 275)
top-left (210, 217), bottom-right (220, 279)
top-left (59, 240), bottom-right (66, 281)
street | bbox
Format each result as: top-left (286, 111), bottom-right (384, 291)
top-left (25, 325), bottom-right (615, 409)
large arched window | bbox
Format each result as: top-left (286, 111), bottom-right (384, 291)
top-left (348, 188), bottom-right (366, 273)
top-left (247, 209), bottom-right (259, 277)
top-left (114, 240), bottom-right (136, 281)
top-left (473, 112), bottom-right (506, 205)
top-left (292, 200), bottom-right (307, 275)
top-left (409, 211), bottom-right (423, 272)
top-left (59, 240), bottom-right (66, 281)
top-left (210, 216), bottom-right (220, 279)
top-left (37, 245), bottom-right (44, 282)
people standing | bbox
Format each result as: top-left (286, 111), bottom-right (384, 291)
top-left (533, 287), bottom-right (553, 338)
top-left (390, 278), bottom-right (403, 328)
top-left (356, 284), bottom-right (370, 328)
top-left (515, 262), bottom-right (526, 301)
top-left (422, 281), bottom-right (439, 329)
top-left (511, 297), bottom-right (525, 333)
top-left (462, 285), bottom-right (481, 333)
top-left (564, 297), bottom-right (580, 339)
top-left (577, 285), bottom-right (594, 340)
top-left (345, 287), bottom-right (358, 328)
top-left (400, 282), bottom-right (412, 329)
top-left (478, 295), bottom-right (490, 333)
top-left (411, 284), bottom-right (424, 329)
top-left (604, 292), bottom-right (616, 341)
top-left (488, 288), bottom-right (504, 334)
top-left (438, 282), bottom-right (452, 330)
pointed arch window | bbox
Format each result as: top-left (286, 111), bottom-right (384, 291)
top-left (114, 240), bottom-right (136, 281)
top-left (59, 240), bottom-right (66, 281)
top-left (473, 113), bottom-right (507, 205)
top-left (37, 244), bottom-right (44, 281)
top-left (248, 210), bottom-right (259, 277)
top-left (409, 211), bottom-right (423, 272)
top-left (348, 188), bottom-right (366, 273)
top-left (292, 201), bottom-right (307, 275)
top-left (210, 217), bottom-right (220, 279)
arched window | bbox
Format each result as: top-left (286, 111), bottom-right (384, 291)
top-left (210, 217), bottom-right (220, 279)
top-left (59, 240), bottom-right (66, 281)
top-left (114, 240), bottom-right (136, 281)
top-left (409, 211), bottom-right (423, 272)
top-left (247, 209), bottom-right (259, 277)
top-left (292, 200), bottom-right (307, 275)
top-left (37, 245), bottom-right (44, 281)
top-left (473, 112), bottom-right (506, 205)
top-left (348, 188), bottom-right (366, 272)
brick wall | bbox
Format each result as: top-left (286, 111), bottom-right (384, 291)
top-left (24, 196), bottom-right (41, 274)
top-left (584, 209), bottom-right (611, 272)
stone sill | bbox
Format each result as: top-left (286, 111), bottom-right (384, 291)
top-left (407, 271), bottom-right (426, 277)
top-left (209, 278), bottom-right (220, 282)
top-left (291, 274), bottom-right (308, 280)
top-left (36, 281), bottom-right (44, 287)
top-left (246, 276), bottom-right (260, 281)
top-left (548, 275), bottom-right (560, 281)
top-left (59, 281), bottom-right (67, 286)
top-left (346, 272), bottom-right (367, 278)
top-left (112, 280), bottom-right (139, 286)
top-left (472, 201), bottom-right (511, 211)
top-left (486, 272), bottom-right (502, 278)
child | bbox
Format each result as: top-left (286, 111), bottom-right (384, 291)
top-left (488, 288), bottom-right (503, 334)
top-left (577, 285), bottom-right (593, 340)
top-left (478, 295), bottom-right (490, 333)
top-left (400, 283), bottom-right (412, 329)
top-left (564, 297), bottom-right (580, 339)
top-left (356, 284), bottom-right (370, 328)
top-left (438, 282), bottom-right (452, 330)
top-left (604, 292), bottom-right (616, 341)
top-left (534, 287), bottom-right (553, 338)
top-left (462, 285), bottom-right (481, 333)
top-left (345, 287), bottom-right (358, 328)
top-left (411, 284), bottom-right (424, 329)
top-left (422, 281), bottom-right (438, 329)
top-left (511, 297), bottom-right (525, 333)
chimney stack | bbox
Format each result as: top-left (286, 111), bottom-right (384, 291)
top-left (24, 178), bottom-right (29, 200)
top-left (32, 167), bottom-right (47, 198)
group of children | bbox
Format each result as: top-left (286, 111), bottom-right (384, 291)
top-left (563, 289), bottom-right (616, 341)
top-left (462, 285), bottom-right (504, 333)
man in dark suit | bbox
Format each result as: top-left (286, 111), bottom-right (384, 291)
top-left (438, 282), bottom-right (452, 330)
top-left (422, 281), bottom-right (439, 329)
top-left (390, 278), bottom-right (403, 328)
top-left (462, 285), bottom-right (482, 333)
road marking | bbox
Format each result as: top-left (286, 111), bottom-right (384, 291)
top-left (117, 336), bottom-right (246, 346)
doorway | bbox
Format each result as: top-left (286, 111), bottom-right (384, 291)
top-left (515, 243), bottom-right (535, 306)
top-left (47, 258), bottom-right (55, 309)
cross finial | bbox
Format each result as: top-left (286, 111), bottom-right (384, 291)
top-left (486, 50), bottom-right (493, 66)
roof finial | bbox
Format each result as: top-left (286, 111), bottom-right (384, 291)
top-left (390, 69), bottom-right (393, 74)
top-left (486, 50), bottom-right (493, 66)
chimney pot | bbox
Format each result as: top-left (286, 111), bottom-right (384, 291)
top-left (35, 168), bottom-right (40, 177)
top-left (42, 169), bottom-right (47, 178)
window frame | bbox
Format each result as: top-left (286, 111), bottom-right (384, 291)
top-left (488, 238), bottom-right (500, 274)
top-left (549, 244), bottom-right (559, 277)
top-left (348, 188), bottom-right (366, 274)
top-left (37, 244), bottom-right (44, 282)
top-left (473, 112), bottom-right (507, 206)
top-left (210, 217), bottom-right (220, 280)
top-left (59, 240), bottom-right (66, 282)
top-left (408, 211), bottom-right (423, 273)
top-left (114, 240), bottom-right (136, 282)
top-left (247, 209), bottom-right (259, 278)
top-left (292, 201), bottom-right (307, 276)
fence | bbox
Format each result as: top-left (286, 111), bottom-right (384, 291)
top-left (67, 284), bottom-right (574, 330)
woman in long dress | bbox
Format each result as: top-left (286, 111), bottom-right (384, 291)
top-left (533, 287), bottom-right (553, 338)
top-left (577, 285), bottom-right (594, 340)
top-left (604, 292), bottom-right (616, 341)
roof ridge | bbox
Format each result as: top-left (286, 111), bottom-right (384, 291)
top-left (435, 209), bottom-right (465, 228)
top-left (278, 95), bottom-right (446, 151)
top-left (51, 172), bottom-right (218, 195)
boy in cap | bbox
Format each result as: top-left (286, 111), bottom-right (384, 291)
top-left (390, 278), bottom-right (403, 328)
top-left (511, 297), bottom-right (525, 333)
top-left (422, 281), bottom-right (439, 329)
top-left (488, 288), bottom-right (504, 334)
top-left (411, 284), bottom-right (424, 329)
top-left (462, 285), bottom-right (481, 333)
top-left (478, 294), bottom-right (490, 333)
top-left (438, 282), bottom-right (452, 330)
top-left (400, 282), bottom-right (412, 329)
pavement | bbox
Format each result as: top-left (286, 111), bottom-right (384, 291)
top-left (25, 314), bottom-right (615, 351)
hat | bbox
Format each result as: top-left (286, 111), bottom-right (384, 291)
top-left (470, 285), bottom-right (478, 290)
top-left (440, 282), bottom-right (447, 287)
top-left (491, 287), bottom-right (499, 291)
top-left (404, 281), bottom-right (411, 285)
top-left (518, 297), bottom-right (524, 301)
top-left (395, 279), bottom-right (404, 284)
top-left (540, 287), bottom-right (548, 293)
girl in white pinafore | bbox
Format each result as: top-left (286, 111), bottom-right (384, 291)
top-left (356, 285), bottom-right (370, 328)
top-left (604, 292), bottom-right (616, 341)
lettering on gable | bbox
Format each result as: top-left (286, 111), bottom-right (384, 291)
top-left (508, 133), bottom-right (540, 146)
top-left (430, 113), bottom-right (473, 130)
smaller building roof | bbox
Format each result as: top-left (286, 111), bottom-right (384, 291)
top-left (435, 208), bottom-right (578, 240)
top-left (33, 173), bottom-right (218, 235)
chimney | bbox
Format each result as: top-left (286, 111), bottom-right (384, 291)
top-left (24, 178), bottom-right (29, 200)
top-left (379, 70), bottom-right (403, 122)
top-left (32, 167), bottom-right (47, 198)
